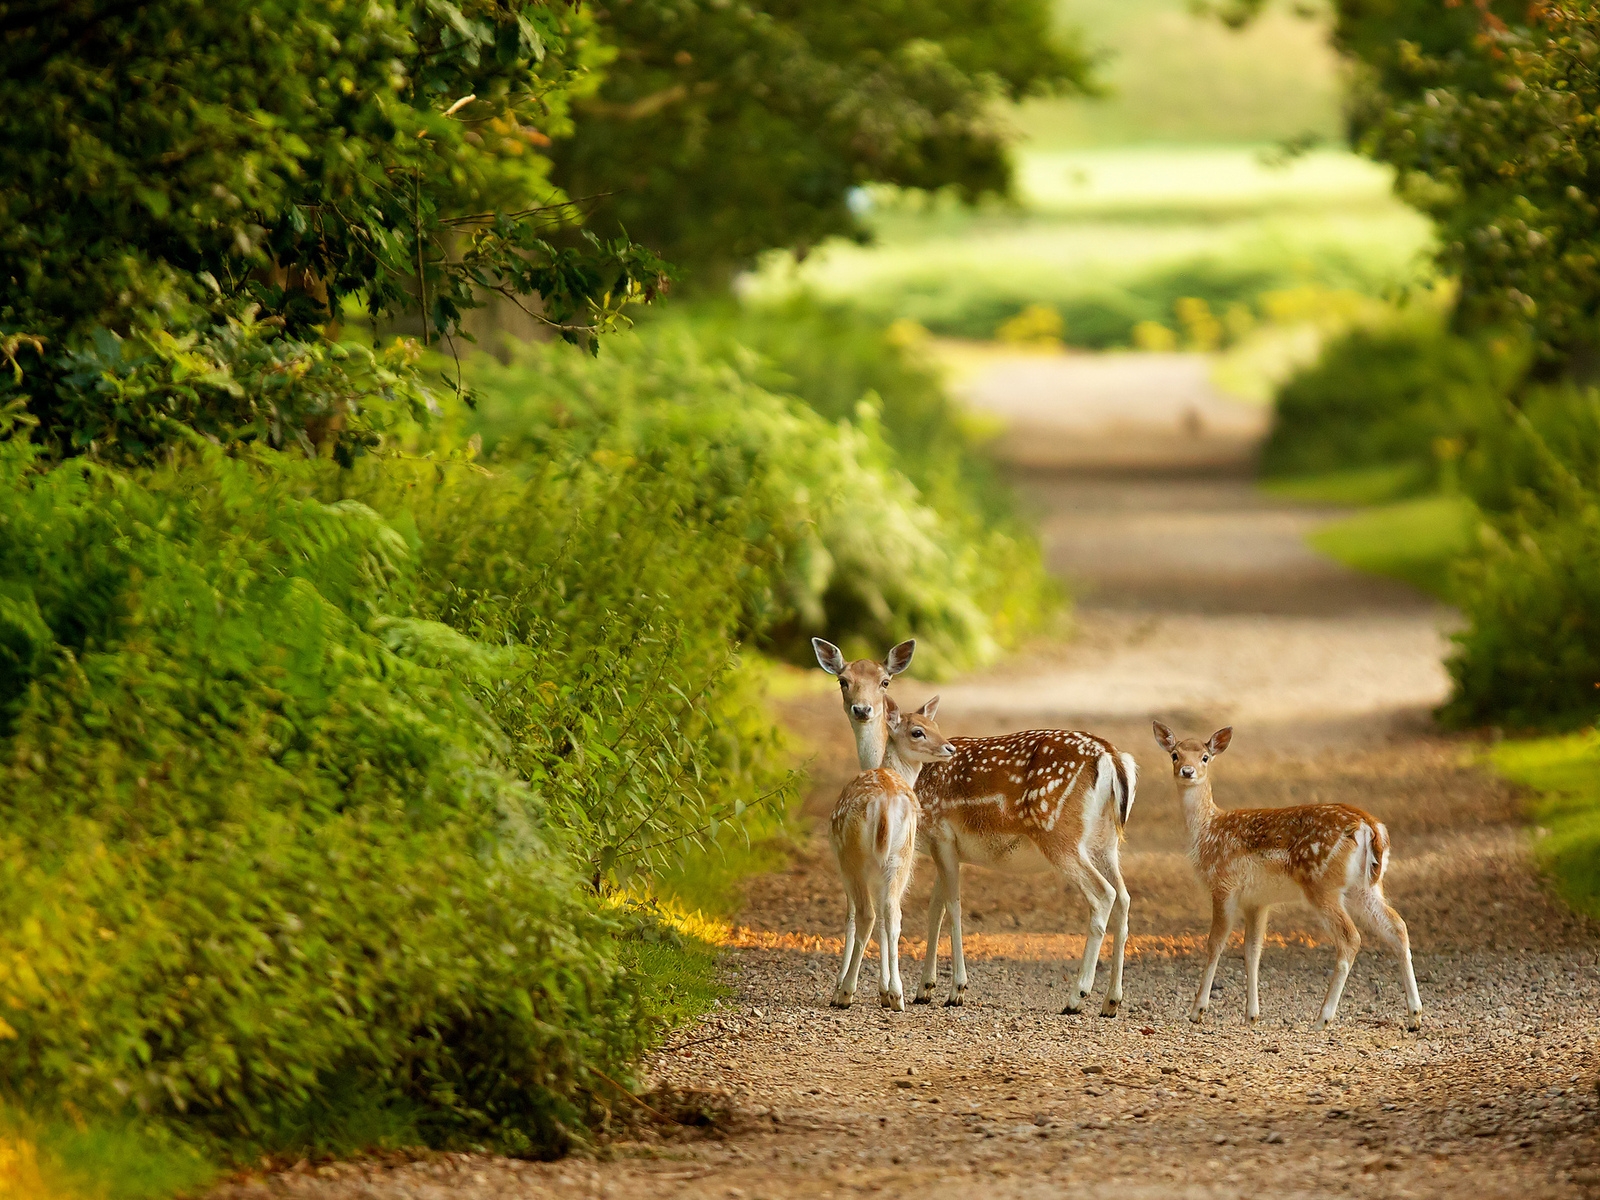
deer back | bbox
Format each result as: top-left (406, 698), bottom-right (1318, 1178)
top-left (1203, 802), bottom-right (1387, 891)
top-left (915, 729), bottom-right (1124, 845)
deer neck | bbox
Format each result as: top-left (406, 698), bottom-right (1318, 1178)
top-left (853, 711), bottom-right (888, 771)
top-left (882, 742), bottom-right (923, 787)
top-left (1178, 778), bottom-right (1218, 841)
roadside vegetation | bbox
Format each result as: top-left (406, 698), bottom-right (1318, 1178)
top-left (1237, 0), bottom-right (1600, 917)
top-left (0, 0), bottom-right (1072, 1190)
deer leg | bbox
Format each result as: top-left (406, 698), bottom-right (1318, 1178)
top-left (1357, 887), bottom-right (1422, 1031)
top-left (1243, 905), bottom-right (1269, 1024)
top-left (934, 844), bottom-right (969, 1006)
top-left (842, 895), bottom-right (877, 1007)
top-left (830, 897), bottom-right (858, 1007)
top-left (1314, 897), bottom-right (1361, 1031)
top-left (1191, 898), bottom-right (1233, 1024)
top-left (914, 869), bottom-right (947, 1004)
top-left (1060, 852), bottom-right (1116, 1015)
top-left (1093, 841), bottom-right (1131, 1018)
top-left (878, 882), bottom-right (905, 1011)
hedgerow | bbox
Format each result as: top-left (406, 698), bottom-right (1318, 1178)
top-left (0, 402), bottom-right (796, 1156)
top-left (462, 317), bottom-right (1055, 675)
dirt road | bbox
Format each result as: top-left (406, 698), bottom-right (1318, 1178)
top-left (221, 354), bottom-right (1600, 1199)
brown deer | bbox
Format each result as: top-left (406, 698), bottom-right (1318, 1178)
top-left (829, 696), bottom-right (954, 1010)
top-left (1152, 722), bottom-right (1422, 1031)
top-left (813, 638), bottom-right (1137, 1015)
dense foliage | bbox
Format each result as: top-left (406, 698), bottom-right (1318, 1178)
top-left (0, 0), bottom-right (1064, 1168)
top-left (1261, 312), bottom-right (1528, 480)
top-left (0, 433), bottom-right (639, 1152)
top-left (0, 296), bottom-right (1050, 1155)
top-left (463, 306), bottom-right (1054, 674)
top-left (553, 0), bottom-right (1091, 283)
top-left (0, 0), bottom-right (670, 462)
top-left (1445, 385), bottom-right (1600, 729)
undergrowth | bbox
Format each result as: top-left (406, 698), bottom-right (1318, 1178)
top-left (1488, 734), bottom-right (1600, 920)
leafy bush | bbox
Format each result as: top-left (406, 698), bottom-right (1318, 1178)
top-left (0, 404), bottom-right (809, 1156)
top-left (462, 317), bottom-right (1054, 674)
top-left (1442, 387), bottom-right (1600, 730)
top-left (1488, 732), bottom-right (1600, 920)
top-left (1261, 315), bottom-right (1526, 480)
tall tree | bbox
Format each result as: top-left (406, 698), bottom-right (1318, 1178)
top-left (0, 0), bottom-right (666, 462)
top-left (552, 0), bottom-right (1092, 285)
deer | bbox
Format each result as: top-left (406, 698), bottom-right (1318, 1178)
top-left (813, 638), bottom-right (1137, 1016)
top-left (1152, 722), bottom-right (1422, 1031)
top-left (829, 696), bottom-right (954, 1010)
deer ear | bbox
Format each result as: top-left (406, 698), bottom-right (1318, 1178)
top-left (812, 637), bottom-right (846, 676)
top-left (1152, 721), bottom-right (1177, 751)
top-left (886, 702), bottom-right (903, 732)
top-left (1208, 726), bottom-right (1234, 755)
top-left (917, 694), bottom-right (940, 719)
top-left (885, 639), bottom-right (915, 676)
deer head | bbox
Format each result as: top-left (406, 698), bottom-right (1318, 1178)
top-left (812, 637), bottom-right (915, 727)
top-left (887, 695), bottom-right (953, 764)
top-left (1152, 721), bottom-right (1232, 785)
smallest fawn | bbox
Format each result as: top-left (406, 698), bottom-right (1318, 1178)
top-left (831, 696), bottom-right (953, 1011)
top-left (1154, 723), bottom-right (1422, 1031)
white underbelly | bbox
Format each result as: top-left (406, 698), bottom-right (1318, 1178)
top-left (939, 829), bottom-right (1053, 874)
top-left (1232, 866), bottom-right (1304, 908)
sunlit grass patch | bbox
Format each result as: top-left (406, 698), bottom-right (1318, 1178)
top-left (744, 148), bottom-right (1434, 347)
top-left (1013, 147), bottom-right (1398, 217)
top-left (1262, 463), bottom-right (1432, 507)
top-left (1306, 494), bottom-right (1476, 600)
top-left (1488, 733), bottom-right (1600, 920)
top-left (0, 1109), bottom-right (219, 1200)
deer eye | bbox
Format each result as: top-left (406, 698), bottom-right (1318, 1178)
top-left (911, 728), bottom-right (924, 738)
top-left (881, 679), bottom-right (890, 689)
top-left (1202, 755), bottom-right (1209, 763)
top-left (1171, 753), bottom-right (1178, 762)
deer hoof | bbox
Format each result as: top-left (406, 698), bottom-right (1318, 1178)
top-left (881, 993), bottom-right (905, 1012)
top-left (1406, 1011), bottom-right (1422, 1032)
top-left (1099, 998), bottom-right (1120, 1019)
top-left (1188, 1010), bottom-right (1205, 1025)
top-left (1247, 1014), bottom-right (1260, 1026)
top-left (829, 992), bottom-right (853, 1008)
top-left (943, 989), bottom-right (966, 1008)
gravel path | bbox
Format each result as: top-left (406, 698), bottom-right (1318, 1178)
top-left (214, 354), bottom-right (1600, 1200)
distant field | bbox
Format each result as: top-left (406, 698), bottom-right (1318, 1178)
top-left (744, 147), bottom-right (1434, 346)
top-left (1019, 0), bottom-right (1345, 148)
top-left (1013, 146), bottom-right (1397, 216)
top-left (742, 2), bottom-right (1432, 349)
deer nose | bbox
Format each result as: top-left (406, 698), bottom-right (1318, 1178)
top-left (850, 704), bottom-right (873, 721)
top-left (1180, 765), bottom-right (1196, 779)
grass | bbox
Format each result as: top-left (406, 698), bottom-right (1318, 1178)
top-left (1261, 463), bottom-right (1433, 507)
top-left (1022, 0), bottom-right (1345, 149)
top-left (1487, 733), bottom-right (1600, 920)
top-left (743, 148), bottom-right (1433, 345)
top-left (0, 1110), bottom-right (220, 1200)
top-left (1305, 494), bottom-right (1476, 600)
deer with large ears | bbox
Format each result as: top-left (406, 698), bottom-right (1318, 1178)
top-left (814, 638), bottom-right (1138, 1015)
top-left (1153, 722), bottom-right (1422, 1031)
top-left (829, 696), bottom-right (954, 1010)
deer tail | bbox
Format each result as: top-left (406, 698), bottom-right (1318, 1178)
top-left (1357, 820), bottom-right (1390, 887)
top-left (876, 807), bottom-right (890, 858)
top-left (1099, 751), bottom-right (1137, 839)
